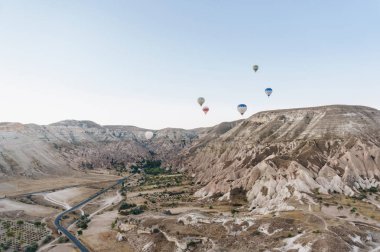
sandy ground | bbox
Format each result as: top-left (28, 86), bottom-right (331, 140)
top-left (0, 198), bottom-right (55, 216)
top-left (80, 211), bottom-right (134, 252)
top-left (89, 190), bottom-right (122, 218)
top-left (43, 243), bottom-right (78, 252)
top-left (0, 173), bottom-right (121, 197)
top-left (42, 187), bottom-right (98, 210)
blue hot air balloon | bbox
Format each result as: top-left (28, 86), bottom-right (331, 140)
top-left (265, 88), bottom-right (273, 97)
top-left (237, 104), bottom-right (247, 115)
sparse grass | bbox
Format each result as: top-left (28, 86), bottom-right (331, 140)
top-left (325, 195), bottom-right (380, 220)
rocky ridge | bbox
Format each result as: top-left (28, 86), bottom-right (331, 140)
top-left (1, 105), bottom-right (379, 215)
top-left (178, 105), bottom-right (380, 213)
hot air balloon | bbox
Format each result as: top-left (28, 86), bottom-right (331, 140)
top-left (197, 97), bottom-right (205, 106)
top-left (237, 104), bottom-right (247, 115)
top-left (202, 106), bottom-right (209, 115)
top-left (145, 131), bottom-right (154, 140)
top-left (265, 88), bottom-right (273, 97)
top-left (253, 65), bottom-right (259, 72)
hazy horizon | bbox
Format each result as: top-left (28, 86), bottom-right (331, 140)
top-left (0, 103), bottom-right (375, 131)
top-left (1, 1), bottom-right (379, 129)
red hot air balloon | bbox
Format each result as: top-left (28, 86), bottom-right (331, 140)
top-left (202, 106), bottom-right (209, 115)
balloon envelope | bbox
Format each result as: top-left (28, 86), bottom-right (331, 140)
top-left (197, 97), bottom-right (205, 106)
top-left (265, 88), bottom-right (273, 97)
top-left (253, 65), bottom-right (259, 72)
top-left (237, 104), bottom-right (247, 115)
top-left (145, 131), bottom-right (154, 140)
top-left (202, 106), bottom-right (209, 114)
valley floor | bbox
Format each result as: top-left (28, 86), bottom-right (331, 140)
top-left (1, 173), bottom-right (380, 252)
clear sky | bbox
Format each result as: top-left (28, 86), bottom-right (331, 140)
top-left (0, 1), bottom-right (379, 129)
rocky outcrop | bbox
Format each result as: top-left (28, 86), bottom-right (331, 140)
top-left (1, 105), bottom-right (379, 214)
top-left (178, 105), bottom-right (380, 213)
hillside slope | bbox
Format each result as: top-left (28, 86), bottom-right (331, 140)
top-left (0, 120), bottom-right (200, 179)
top-left (179, 105), bottom-right (380, 213)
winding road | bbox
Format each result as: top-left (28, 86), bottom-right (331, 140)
top-left (54, 177), bottom-right (127, 252)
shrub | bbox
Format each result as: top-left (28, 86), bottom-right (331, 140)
top-left (119, 202), bottom-right (136, 211)
top-left (369, 187), bottom-right (378, 193)
top-left (129, 206), bottom-right (144, 215)
top-left (163, 210), bottom-right (172, 215)
top-left (0, 241), bottom-right (11, 251)
top-left (6, 230), bottom-right (14, 237)
top-left (42, 235), bottom-right (53, 244)
top-left (58, 236), bottom-right (69, 243)
top-left (76, 215), bottom-right (90, 229)
top-left (17, 220), bottom-right (24, 225)
top-left (140, 204), bottom-right (148, 210)
top-left (24, 242), bottom-right (38, 252)
top-left (231, 209), bottom-right (239, 215)
top-left (251, 230), bottom-right (261, 236)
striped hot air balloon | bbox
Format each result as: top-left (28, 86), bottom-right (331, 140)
top-left (265, 88), bottom-right (273, 97)
top-left (237, 104), bottom-right (247, 115)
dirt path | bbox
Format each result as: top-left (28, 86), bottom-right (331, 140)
top-left (90, 190), bottom-right (123, 218)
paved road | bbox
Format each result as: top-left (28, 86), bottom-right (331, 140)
top-left (54, 177), bottom-right (127, 252)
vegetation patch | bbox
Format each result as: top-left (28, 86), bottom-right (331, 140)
top-left (119, 201), bottom-right (147, 215)
top-left (0, 218), bottom-right (51, 252)
top-left (76, 214), bottom-right (91, 229)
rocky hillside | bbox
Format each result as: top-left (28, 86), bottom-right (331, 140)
top-left (1, 105), bottom-right (379, 215)
top-left (178, 105), bottom-right (380, 213)
top-left (0, 120), bottom-right (201, 179)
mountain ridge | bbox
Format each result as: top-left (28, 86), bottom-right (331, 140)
top-left (1, 104), bottom-right (379, 214)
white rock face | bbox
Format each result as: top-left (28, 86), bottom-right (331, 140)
top-left (118, 223), bottom-right (136, 232)
top-left (116, 232), bottom-right (125, 242)
top-left (179, 105), bottom-right (380, 213)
